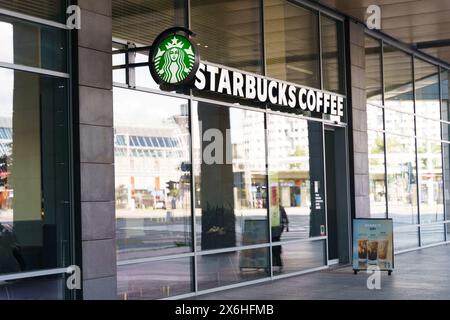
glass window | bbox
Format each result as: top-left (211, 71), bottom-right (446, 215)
top-left (157, 137), bottom-right (165, 148)
top-left (385, 134), bottom-right (418, 225)
top-left (441, 70), bottom-right (449, 122)
top-left (321, 15), bottom-right (344, 94)
top-left (414, 59), bottom-right (440, 119)
top-left (112, 44), bottom-right (126, 66)
top-left (137, 136), bottom-right (146, 147)
top-left (416, 117), bottom-right (441, 141)
top-left (0, 274), bottom-right (66, 300)
top-left (394, 226), bottom-right (419, 251)
top-left (192, 102), bottom-right (268, 250)
top-left (115, 148), bottom-right (124, 157)
top-left (114, 88), bottom-right (191, 260)
top-left (112, 44), bottom-right (127, 84)
top-left (384, 45), bottom-right (413, 114)
top-left (417, 140), bottom-right (444, 223)
top-left (144, 137), bottom-right (152, 147)
top-left (133, 51), bottom-right (149, 64)
top-left (442, 123), bottom-right (450, 142)
top-left (365, 36), bottom-right (382, 106)
top-left (191, 0), bottom-right (263, 74)
top-left (151, 137), bottom-right (159, 148)
top-left (367, 104), bottom-right (383, 130)
top-left (115, 135), bottom-right (126, 146)
top-left (267, 114), bottom-right (325, 241)
top-left (421, 224), bottom-right (445, 246)
top-left (0, 16), bottom-right (67, 72)
top-left (113, 69), bottom-right (126, 84)
top-left (112, 0), bottom-right (187, 46)
top-left (272, 240), bottom-right (326, 275)
top-left (196, 248), bottom-right (270, 290)
top-left (134, 65), bottom-right (168, 92)
top-left (0, 0), bottom-right (66, 22)
top-left (368, 130), bottom-right (386, 218)
top-left (443, 143), bottom-right (450, 223)
top-left (384, 109), bottom-right (414, 137)
top-left (265, 0), bottom-right (320, 88)
top-left (0, 68), bottom-right (71, 275)
top-left (117, 257), bottom-right (193, 300)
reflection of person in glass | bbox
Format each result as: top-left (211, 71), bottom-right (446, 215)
top-left (272, 205), bottom-right (289, 269)
top-left (0, 223), bottom-right (25, 274)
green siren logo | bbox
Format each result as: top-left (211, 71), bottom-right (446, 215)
top-left (155, 35), bottom-right (194, 83)
top-left (149, 28), bottom-right (200, 86)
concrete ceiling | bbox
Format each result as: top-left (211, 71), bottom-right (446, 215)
top-left (316, 0), bottom-right (450, 65)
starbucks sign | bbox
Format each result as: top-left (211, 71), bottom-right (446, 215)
top-left (149, 27), bottom-right (200, 86)
top-left (149, 28), bottom-right (345, 118)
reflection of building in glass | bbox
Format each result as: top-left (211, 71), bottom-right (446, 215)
top-left (232, 110), bottom-right (266, 210)
top-left (266, 116), bottom-right (311, 210)
top-left (114, 105), bottom-right (189, 211)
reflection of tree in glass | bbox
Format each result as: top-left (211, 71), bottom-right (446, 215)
top-left (371, 136), bottom-right (384, 154)
top-left (289, 146), bottom-right (306, 170)
top-left (385, 137), bottom-right (403, 153)
top-left (292, 146), bottom-right (306, 157)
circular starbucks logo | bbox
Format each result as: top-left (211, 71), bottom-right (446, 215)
top-left (149, 30), bottom-right (199, 86)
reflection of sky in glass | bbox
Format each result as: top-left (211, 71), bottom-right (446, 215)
top-left (0, 22), bottom-right (14, 119)
top-left (0, 68), bottom-right (13, 119)
top-left (135, 66), bottom-right (159, 89)
top-left (229, 108), bottom-right (244, 143)
top-left (135, 52), bottom-right (148, 64)
top-left (113, 69), bottom-right (126, 84)
top-left (112, 51), bottom-right (125, 66)
top-left (0, 22), bottom-right (13, 63)
top-left (113, 87), bottom-right (186, 128)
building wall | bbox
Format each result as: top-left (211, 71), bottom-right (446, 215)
top-left (76, 0), bottom-right (117, 300)
top-left (348, 21), bottom-right (371, 218)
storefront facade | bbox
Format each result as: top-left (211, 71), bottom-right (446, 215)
top-left (0, 0), bottom-right (448, 300)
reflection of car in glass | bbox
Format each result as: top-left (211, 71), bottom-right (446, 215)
top-left (154, 201), bottom-right (166, 209)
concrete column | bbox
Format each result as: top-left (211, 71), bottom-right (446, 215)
top-left (76, 0), bottom-right (116, 300)
top-left (348, 21), bottom-right (370, 218)
top-left (198, 103), bottom-right (236, 250)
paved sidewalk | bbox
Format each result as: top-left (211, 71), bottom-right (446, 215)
top-left (193, 244), bottom-right (450, 300)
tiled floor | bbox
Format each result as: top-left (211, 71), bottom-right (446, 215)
top-left (192, 244), bottom-right (450, 300)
